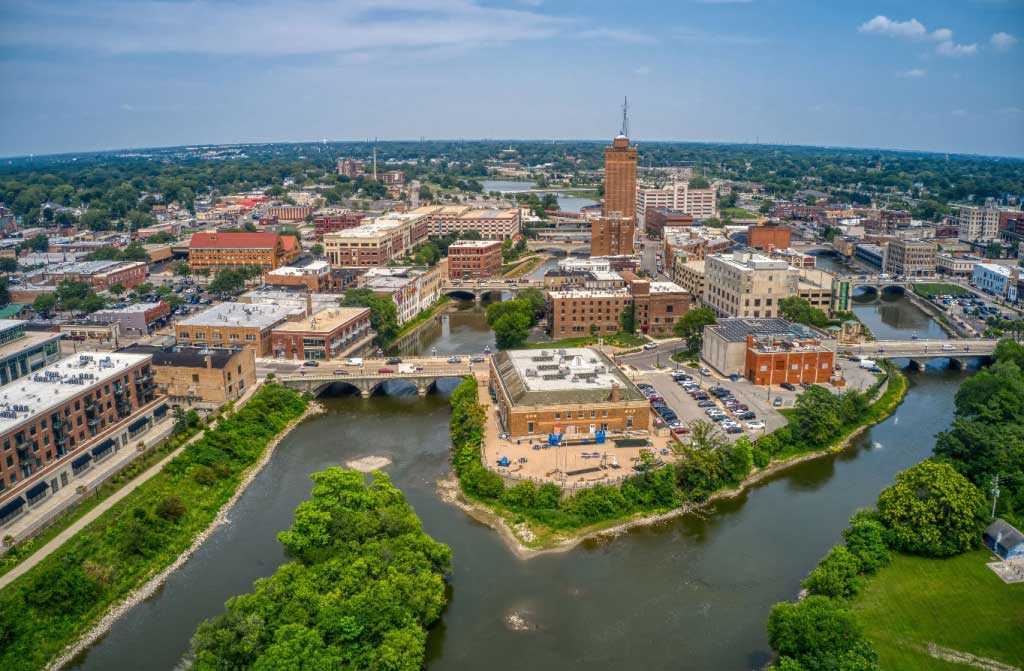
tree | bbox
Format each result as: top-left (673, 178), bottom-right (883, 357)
top-left (985, 241), bottom-right (1003, 259)
top-left (0, 276), bottom-right (8, 308)
top-left (172, 260), bottom-right (192, 277)
top-left (32, 293), bottom-right (57, 316)
top-left (340, 288), bottom-right (398, 344)
top-left (418, 184), bottom-right (433, 201)
top-left (802, 546), bottom-right (863, 599)
top-left (209, 269), bottom-right (246, 295)
top-left (0, 258), bottom-right (16, 273)
top-left (491, 311), bottom-right (531, 349)
top-left (789, 386), bottom-right (842, 446)
top-left (310, 243), bottom-right (324, 257)
top-left (689, 176), bottom-right (710, 189)
top-left (108, 284), bottom-right (127, 297)
top-left (132, 282), bottom-right (154, 296)
top-left (516, 288), bottom-right (546, 321)
top-left (79, 208), bottom-right (110, 231)
top-left (779, 296), bottom-right (829, 328)
top-left (876, 460), bottom-right (986, 558)
top-left (619, 303), bottom-right (636, 334)
top-left (25, 234), bottom-right (49, 253)
top-left (673, 307), bottom-right (717, 354)
top-left (767, 596), bottom-right (876, 669)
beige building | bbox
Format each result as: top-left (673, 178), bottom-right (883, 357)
top-left (672, 259), bottom-right (706, 303)
top-left (323, 213), bottom-right (429, 268)
top-left (124, 344), bottom-right (256, 407)
top-left (360, 265), bottom-right (443, 326)
top-left (883, 239), bottom-right (937, 277)
top-left (936, 252), bottom-right (982, 277)
top-left (636, 181), bottom-right (718, 221)
top-left (957, 206), bottom-right (1001, 242)
top-left (407, 205), bottom-right (521, 240)
top-left (704, 252), bottom-right (797, 319)
top-left (175, 302), bottom-right (292, 356)
top-left (271, 307), bottom-right (372, 361)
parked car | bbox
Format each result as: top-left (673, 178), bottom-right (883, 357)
top-left (780, 382), bottom-right (796, 391)
top-left (643, 342), bottom-right (658, 350)
top-left (700, 368), bottom-right (711, 376)
top-left (672, 426), bottom-right (690, 435)
top-left (773, 397), bottom-right (784, 407)
top-left (378, 368), bottom-right (394, 374)
top-left (736, 411), bottom-right (757, 420)
top-left (726, 425), bottom-right (744, 434)
top-left (746, 421), bottom-right (766, 430)
top-left (697, 400), bottom-right (716, 408)
top-left (302, 360), bottom-right (319, 367)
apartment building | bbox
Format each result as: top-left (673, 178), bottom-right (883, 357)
top-left (490, 348), bottom-right (649, 438)
top-left (336, 158), bottom-right (364, 178)
top-left (958, 206), bottom-right (1001, 242)
top-left (0, 320), bottom-right (62, 386)
top-left (360, 265), bottom-right (443, 326)
top-left (883, 239), bottom-right (937, 277)
top-left (547, 288), bottom-right (632, 337)
top-left (188, 232), bottom-right (297, 272)
top-left (591, 214), bottom-right (635, 257)
top-left (636, 181), bottom-right (717, 221)
top-left (704, 252), bottom-right (798, 319)
top-left (623, 275), bottom-right (692, 337)
top-left (323, 214), bottom-right (429, 268)
top-left (123, 344), bottom-right (256, 407)
top-left (644, 209), bottom-right (693, 238)
top-left (408, 205), bottom-right (521, 240)
top-left (175, 302), bottom-right (292, 356)
top-left (0, 353), bottom-right (160, 523)
top-left (313, 212), bottom-right (365, 238)
top-left (271, 307), bottom-right (372, 361)
top-left (447, 240), bottom-right (503, 280)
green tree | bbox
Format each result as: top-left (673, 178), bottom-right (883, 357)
top-left (0, 276), bottom-right (9, 307)
top-left (516, 288), bottom-right (546, 321)
top-left (418, 184), bottom-right (433, 201)
top-left (209, 270), bottom-right (246, 294)
top-left (673, 307), bottom-right (717, 354)
top-left (790, 386), bottom-right (842, 446)
top-left (25, 234), bottom-right (49, 253)
top-left (0, 258), bottom-right (16, 273)
top-left (108, 283), bottom-right (127, 297)
top-left (172, 260), bottom-right (191, 277)
top-left (310, 243), bottom-right (324, 257)
top-left (340, 288), bottom-right (398, 344)
top-left (491, 311), bottom-right (531, 349)
top-left (619, 303), bottom-right (636, 334)
top-left (767, 596), bottom-right (876, 669)
top-left (79, 208), bottom-right (110, 231)
top-left (32, 293), bottom-right (57, 316)
top-left (802, 546), bottom-right (863, 599)
top-left (876, 460), bottom-right (986, 558)
top-left (779, 296), bottom-right (829, 328)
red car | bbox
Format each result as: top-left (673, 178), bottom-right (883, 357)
top-left (377, 368), bottom-right (394, 374)
top-left (672, 426), bottom-right (690, 435)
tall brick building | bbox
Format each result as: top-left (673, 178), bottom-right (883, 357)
top-left (591, 214), bottom-right (635, 256)
top-left (447, 240), bottom-right (503, 280)
top-left (603, 133), bottom-right (637, 222)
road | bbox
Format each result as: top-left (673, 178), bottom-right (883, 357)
top-left (841, 338), bottom-right (996, 358)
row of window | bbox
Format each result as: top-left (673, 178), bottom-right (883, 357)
top-left (177, 332), bottom-right (257, 342)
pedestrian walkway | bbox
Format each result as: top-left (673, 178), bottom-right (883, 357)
top-left (0, 380), bottom-right (264, 590)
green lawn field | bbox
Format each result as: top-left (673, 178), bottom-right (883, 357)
top-left (912, 283), bottom-right (973, 298)
top-left (853, 549), bottom-right (1024, 670)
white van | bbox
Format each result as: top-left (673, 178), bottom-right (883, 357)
top-left (941, 344), bottom-right (956, 351)
top-left (345, 357), bottom-right (363, 366)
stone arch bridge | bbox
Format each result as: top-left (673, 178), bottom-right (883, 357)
top-left (278, 358), bottom-right (487, 398)
top-left (441, 278), bottom-right (544, 302)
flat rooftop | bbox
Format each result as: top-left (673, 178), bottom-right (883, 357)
top-left (266, 260), bottom-right (330, 276)
top-left (709, 317), bottom-right (812, 343)
top-left (92, 302), bottom-right (165, 315)
top-left (122, 344), bottom-right (240, 370)
top-left (273, 307), bottom-right (369, 333)
top-left (0, 323), bottom-right (60, 362)
top-left (548, 288), bottom-right (630, 299)
top-left (0, 352), bottom-right (151, 434)
top-left (493, 348), bottom-right (644, 406)
top-left (449, 240), bottom-right (503, 249)
top-left (649, 281), bottom-right (687, 294)
top-left (178, 302), bottom-right (290, 329)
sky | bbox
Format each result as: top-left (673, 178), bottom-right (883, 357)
top-left (0, 0), bottom-right (1022, 158)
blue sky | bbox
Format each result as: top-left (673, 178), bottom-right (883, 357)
top-left (0, 0), bottom-right (1021, 157)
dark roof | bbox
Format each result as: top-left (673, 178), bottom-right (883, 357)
top-left (709, 318), bottom-right (810, 343)
top-left (984, 519), bottom-right (1024, 552)
top-left (121, 344), bottom-right (239, 369)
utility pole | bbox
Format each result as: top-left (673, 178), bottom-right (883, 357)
top-left (991, 474), bottom-right (1000, 520)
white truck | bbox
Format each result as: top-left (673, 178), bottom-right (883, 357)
top-left (859, 358), bottom-right (877, 370)
top-left (398, 363), bottom-right (420, 374)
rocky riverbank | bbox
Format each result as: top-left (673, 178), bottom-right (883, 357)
top-left (46, 400), bottom-right (325, 671)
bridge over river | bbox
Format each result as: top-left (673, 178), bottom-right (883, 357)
top-left (838, 338), bottom-right (997, 369)
top-left (278, 357), bottom-right (488, 397)
top-left (441, 278), bottom-right (543, 300)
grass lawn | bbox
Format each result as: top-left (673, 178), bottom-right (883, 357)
top-left (853, 550), bottom-right (1024, 670)
top-left (523, 332), bottom-right (647, 349)
top-left (912, 283), bottom-right (973, 298)
top-left (721, 207), bottom-right (761, 219)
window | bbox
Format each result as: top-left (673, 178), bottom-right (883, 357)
top-left (527, 421), bottom-right (534, 433)
top-left (626, 417), bottom-right (634, 429)
top-left (192, 374), bottom-right (200, 383)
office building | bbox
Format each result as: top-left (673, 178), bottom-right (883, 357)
top-left (644, 209), bottom-right (693, 238)
top-left (704, 252), bottom-right (797, 319)
top-left (0, 352), bottom-right (161, 521)
top-left (672, 260), bottom-right (706, 303)
top-left (747, 223), bottom-right (792, 252)
top-left (936, 253), bottom-right (982, 277)
top-left (591, 214), bottom-right (635, 256)
top-left (0, 320), bottom-right (62, 386)
top-left (883, 239), bottom-right (936, 278)
top-left (743, 333), bottom-right (836, 386)
top-left (702, 317), bottom-right (835, 378)
top-left (271, 307), bottom-right (372, 362)
top-left (958, 206), bottom-right (1001, 242)
top-left (636, 181), bottom-right (718, 221)
top-left (447, 240), bottom-right (503, 280)
top-left (188, 232), bottom-right (297, 272)
top-left (408, 205), bottom-right (521, 240)
top-left (175, 302), bottom-right (292, 356)
top-left (489, 348), bottom-right (649, 438)
top-left (33, 260), bottom-right (148, 291)
top-left (547, 288), bottom-right (632, 337)
top-left (123, 344), bottom-right (256, 407)
top-left (313, 212), bottom-right (365, 238)
top-left (87, 302), bottom-right (171, 337)
top-left (323, 213), bottom-right (429, 268)
top-left (604, 131), bottom-right (637, 222)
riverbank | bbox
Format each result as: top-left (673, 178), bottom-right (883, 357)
top-left (441, 368), bottom-right (908, 559)
top-left (0, 385), bottom-right (315, 671)
top-left (45, 398), bottom-right (324, 671)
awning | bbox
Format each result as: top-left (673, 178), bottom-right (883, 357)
top-left (153, 403), bottom-right (169, 417)
top-left (71, 453), bottom-right (92, 469)
top-left (128, 417), bottom-right (149, 432)
top-left (0, 497), bottom-right (26, 518)
top-left (91, 439), bottom-right (115, 458)
top-left (26, 482), bottom-right (48, 499)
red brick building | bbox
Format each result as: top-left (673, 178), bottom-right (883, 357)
top-left (743, 334), bottom-right (835, 386)
top-left (189, 232), bottom-right (299, 272)
top-left (447, 240), bottom-right (503, 280)
top-left (644, 209), bottom-right (693, 238)
top-left (747, 224), bottom-right (792, 252)
top-left (313, 213), bottom-right (365, 238)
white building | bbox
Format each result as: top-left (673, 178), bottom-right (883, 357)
top-left (972, 263), bottom-right (1016, 300)
top-left (636, 181), bottom-right (718, 221)
top-left (958, 206), bottom-right (1001, 242)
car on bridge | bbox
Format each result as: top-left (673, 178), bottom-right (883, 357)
top-left (377, 368), bottom-right (394, 374)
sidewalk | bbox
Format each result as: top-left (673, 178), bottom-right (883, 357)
top-left (0, 380), bottom-right (264, 590)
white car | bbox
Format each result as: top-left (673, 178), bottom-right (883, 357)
top-left (746, 421), bottom-right (766, 430)
top-left (643, 342), bottom-right (658, 350)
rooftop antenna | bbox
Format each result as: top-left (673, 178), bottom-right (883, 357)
top-left (372, 142), bottom-right (378, 181)
top-left (620, 96), bottom-right (630, 138)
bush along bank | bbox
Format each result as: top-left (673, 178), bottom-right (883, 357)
top-left (0, 384), bottom-right (309, 671)
top-left (766, 460), bottom-right (988, 671)
top-left (448, 365), bottom-right (908, 547)
top-left (186, 468), bottom-right (451, 671)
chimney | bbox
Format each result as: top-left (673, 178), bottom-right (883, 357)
top-left (609, 382), bottom-right (621, 402)
top-left (306, 291), bottom-right (313, 317)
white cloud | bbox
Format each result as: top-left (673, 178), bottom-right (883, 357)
top-left (859, 16), bottom-right (929, 39)
top-left (577, 28), bottom-right (654, 44)
top-left (0, 0), bottom-right (570, 55)
top-left (899, 68), bottom-right (926, 78)
top-left (931, 28), bottom-right (953, 42)
top-left (936, 40), bottom-right (978, 57)
top-left (990, 32), bottom-right (1018, 51)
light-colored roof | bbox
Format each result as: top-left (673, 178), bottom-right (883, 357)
top-left (92, 302), bottom-right (165, 315)
top-left (273, 307), bottom-right (369, 333)
top-left (449, 240), bottom-right (503, 249)
top-left (267, 260), bottom-right (330, 276)
top-left (178, 302), bottom-right (290, 329)
top-left (548, 288), bottom-right (630, 299)
top-left (493, 348), bottom-right (644, 406)
top-left (0, 352), bottom-right (151, 434)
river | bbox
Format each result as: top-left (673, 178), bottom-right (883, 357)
top-left (481, 180), bottom-right (598, 214)
top-left (69, 297), bottom-right (971, 671)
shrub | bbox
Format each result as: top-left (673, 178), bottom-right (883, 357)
top-left (767, 596), bottom-right (876, 668)
top-left (802, 546), bottom-right (863, 599)
top-left (156, 496), bottom-right (187, 522)
top-left (842, 514), bottom-right (890, 575)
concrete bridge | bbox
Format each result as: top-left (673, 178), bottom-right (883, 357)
top-left (441, 278), bottom-right (543, 300)
top-left (526, 240), bottom-right (590, 254)
top-left (278, 357), bottom-right (487, 398)
top-left (838, 338), bottom-right (997, 370)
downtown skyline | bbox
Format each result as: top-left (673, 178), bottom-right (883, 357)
top-left (0, 0), bottom-right (1022, 158)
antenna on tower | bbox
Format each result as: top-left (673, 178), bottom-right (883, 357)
top-left (372, 143), bottom-right (378, 181)
top-left (620, 96), bottom-right (630, 138)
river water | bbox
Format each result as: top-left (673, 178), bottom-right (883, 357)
top-left (481, 180), bottom-right (598, 213)
top-left (69, 297), bottom-right (970, 671)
